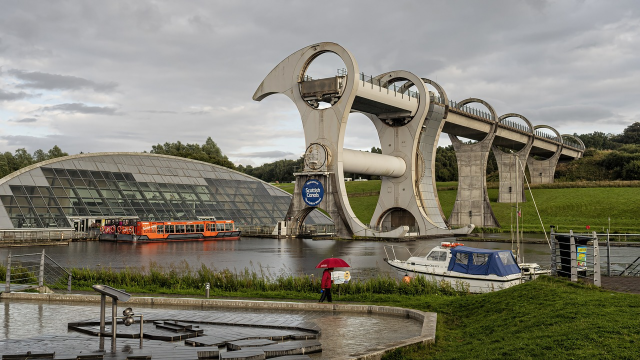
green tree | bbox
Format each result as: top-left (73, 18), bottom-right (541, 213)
top-left (33, 149), bottom-right (48, 163)
top-left (47, 145), bottom-right (68, 159)
top-left (14, 148), bottom-right (34, 169)
top-left (613, 122), bottom-right (640, 145)
top-left (150, 138), bottom-right (236, 170)
top-left (0, 154), bottom-right (10, 178)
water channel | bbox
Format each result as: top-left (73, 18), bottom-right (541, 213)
top-left (2, 234), bottom-right (638, 278)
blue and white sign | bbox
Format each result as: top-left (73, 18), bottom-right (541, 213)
top-left (302, 179), bottom-right (324, 207)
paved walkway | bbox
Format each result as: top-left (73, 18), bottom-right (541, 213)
top-left (0, 298), bottom-right (425, 359)
top-left (601, 276), bottom-right (640, 294)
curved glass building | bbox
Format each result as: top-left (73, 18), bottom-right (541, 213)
top-left (0, 153), bottom-right (329, 230)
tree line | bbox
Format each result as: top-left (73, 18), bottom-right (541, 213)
top-left (1, 122), bottom-right (638, 182)
top-left (0, 146), bottom-right (68, 178)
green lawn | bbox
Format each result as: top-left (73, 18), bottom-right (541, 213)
top-left (382, 277), bottom-right (640, 359)
top-left (275, 181), bottom-right (640, 233)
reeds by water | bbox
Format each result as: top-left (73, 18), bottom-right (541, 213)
top-left (69, 261), bottom-right (468, 296)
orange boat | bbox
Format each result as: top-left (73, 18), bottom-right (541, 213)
top-left (99, 219), bottom-right (241, 242)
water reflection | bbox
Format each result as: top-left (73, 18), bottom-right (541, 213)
top-left (1, 236), bottom-right (639, 279)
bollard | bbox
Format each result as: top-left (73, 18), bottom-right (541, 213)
top-left (205, 282), bottom-right (210, 298)
top-left (5, 252), bottom-right (11, 293)
top-left (68, 273), bottom-right (72, 292)
top-left (39, 250), bottom-right (45, 288)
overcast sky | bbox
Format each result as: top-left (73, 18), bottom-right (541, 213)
top-left (1, 1), bottom-right (639, 166)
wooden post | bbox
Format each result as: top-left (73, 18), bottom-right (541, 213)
top-left (39, 250), bottom-right (45, 288)
top-left (606, 228), bottom-right (611, 277)
top-left (5, 252), bottom-right (11, 293)
top-left (593, 231), bottom-right (601, 287)
top-left (570, 230), bottom-right (577, 282)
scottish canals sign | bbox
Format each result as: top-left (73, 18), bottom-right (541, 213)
top-left (302, 179), bottom-right (324, 207)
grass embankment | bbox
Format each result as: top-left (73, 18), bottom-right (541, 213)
top-left (24, 261), bottom-right (640, 360)
top-left (275, 180), bottom-right (640, 233)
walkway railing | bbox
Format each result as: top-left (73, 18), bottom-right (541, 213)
top-left (327, 70), bottom-right (582, 150)
top-left (3, 250), bottom-right (72, 292)
top-left (0, 228), bottom-right (100, 244)
top-left (562, 138), bottom-right (585, 150)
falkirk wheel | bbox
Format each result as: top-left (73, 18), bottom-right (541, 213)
top-left (253, 42), bottom-right (474, 238)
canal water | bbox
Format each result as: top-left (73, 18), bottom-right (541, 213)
top-left (1, 235), bottom-right (638, 279)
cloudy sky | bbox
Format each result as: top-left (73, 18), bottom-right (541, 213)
top-left (1, 1), bottom-right (639, 166)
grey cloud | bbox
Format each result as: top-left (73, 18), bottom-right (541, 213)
top-left (8, 69), bottom-right (117, 92)
top-left (0, 89), bottom-right (30, 101)
top-left (41, 103), bottom-right (121, 115)
top-left (13, 117), bottom-right (37, 123)
top-left (138, 110), bottom-right (178, 114)
top-left (0, 1), bottom-right (639, 163)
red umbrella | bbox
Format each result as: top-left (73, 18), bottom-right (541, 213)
top-left (316, 258), bottom-right (350, 269)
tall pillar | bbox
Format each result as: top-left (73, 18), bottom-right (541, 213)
top-left (449, 98), bottom-right (500, 228)
top-left (284, 172), bottom-right (351, 238)
top-left (526, 125), bottom-right (563, 185)
top-left (493, 114), bottom-right (534, 203)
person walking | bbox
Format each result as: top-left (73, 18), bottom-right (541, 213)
top-left (319, 268), bottom-right (333, 303)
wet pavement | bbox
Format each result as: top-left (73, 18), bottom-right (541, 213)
top-left (0, 299), bottom-right (423, 359)
top-left (601, 276), bottom-right (640, 294)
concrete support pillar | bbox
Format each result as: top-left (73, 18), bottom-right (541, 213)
top-left (448, 98), bottom-right (499, 228)
top-left (284, 173), bottom-right (351, 239)
top-left (526, 153), bottom-right (560, 184)
top-left (493, 114), bottom-right (534, 203)
top-left (527, 125), bottom-right (563, 185)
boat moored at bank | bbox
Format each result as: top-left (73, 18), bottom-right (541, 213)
top-left (384, 242), bottom-right (528, 293)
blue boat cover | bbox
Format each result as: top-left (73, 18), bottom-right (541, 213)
top-left (447, 246), bottom-right (521, 276)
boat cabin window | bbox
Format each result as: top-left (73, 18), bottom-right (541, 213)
top-left (196, 224), bottom-right (204, 232)
top-left (157, 225), bottom-right (164, 234)
top-left (186, 224), bottom-right (195, 233)
top-left (176, 225), bottom-right (185, 233)
top-left (455, 253), bottom-right (469, 265)
top-left (216, 223), bottom-right (225, 231)
top-left (226, 223), bottom-right (233, 231)
top-left (166, 225), bottom-right (174, 233)
top-left (426, 251), bottom-right (447, 261)
top-left (473, 253), bottom-right (489, 266)
top-left (499, 252), bottom-right (516, 266)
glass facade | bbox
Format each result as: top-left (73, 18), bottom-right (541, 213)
top-left (0, 154), bottom-right (330, 229)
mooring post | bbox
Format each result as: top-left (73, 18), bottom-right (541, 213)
top-left (112, 298), bottom-right (118, 353)
top-left (593, 231), bottom-right (601, 287)
top-left (139, 314), bottom-right (144, 348)
top-left (100, 294), bottom-right (106, 335)
top-left (5, 252), bottom-right (11, 293)
top-left (606, 228), bottom-right (611, 277)
top-left (550, 227), bottom-right (556, 276)
top-left (39, 249), bottom-right (45, 288)
top-left (570, 230), bottom-right (577, 282)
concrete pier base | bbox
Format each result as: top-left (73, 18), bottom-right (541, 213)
top-left (494, 114), bottom-right (534, 203)
top-left (448, 98), bottom-right (500, 228)
top-left (526, 153), bottom-right (560, 184)
top-left (284, 173), bottom-right (351, 239)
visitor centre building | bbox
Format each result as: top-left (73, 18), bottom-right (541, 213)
top-left (0, 153), bottom-right (330, 232)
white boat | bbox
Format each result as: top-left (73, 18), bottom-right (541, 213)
top-left (384, 242), bottom-right (537, 293)
top-left (519, 262), bottom-right (551, 281)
